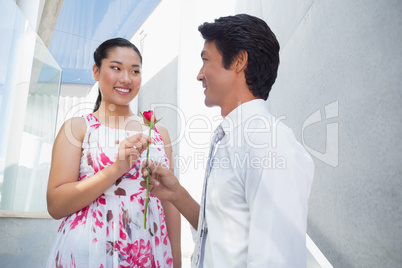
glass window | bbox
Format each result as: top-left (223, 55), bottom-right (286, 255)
top-left (0, 1), bottom-right (61, 215)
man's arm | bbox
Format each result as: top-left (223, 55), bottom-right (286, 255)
top-left (141, 160), bottom-right (200, 229)
top-left (244, 143), bottom-right (314, 267)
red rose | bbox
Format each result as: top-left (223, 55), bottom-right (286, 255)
top-left (142, 110), bottom-right (156, 125)
top-left (139, 110), bottom-right (161, 229)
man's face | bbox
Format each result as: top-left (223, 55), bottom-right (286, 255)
top-left (197, 41), bottom-right (234, 108)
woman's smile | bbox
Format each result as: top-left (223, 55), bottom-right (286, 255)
top-left (114, 87), bottom-right (131, 95)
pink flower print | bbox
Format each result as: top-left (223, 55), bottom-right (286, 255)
top-left (92, 211), bottom-right (104, 229)
top-left (166, 257), bottom-right (173, 267)
top-left (130, 191), bottom-right (142, 202)
top-left (99, 151), bottom-right (113, 167)
top-left (121, 242), bottom-right (138, 265)
top-left (160, 224), bottom-right (169, 246)
top-left (98, 195), bottom-right (106, 205)
top-left (163, 234), bottom-right (169, 246)
top-left (121, 239), bottom-right (154, 267)
top-left (70, 206), bottom-right (89, 230)
top-left (158, 201), bottom-right (163, 210)
top-left (131, 171), bottom-right (140, 180)
top-left (120, 228), bottom-right (127, 240)
top-left (70, 253), bottom-right (77, 267)
top-left (58, 220), bottom-right (66, 232)
top-left (55, 252), bottom-right (61, 268)
top-left (119, 208), bottom-right (131, 241)
top-left (114, 241), bottom-right (121, 252)
top-left (119, 170), bottom-right (139, 181)
top-left (158, 206), bottom-right (166, 223)
top-left (87, 114), bottom-right (95, 123)
top-left (139, 196), bottom-right (145, 206)
top-left (87, 113), bottom-right (101, 129)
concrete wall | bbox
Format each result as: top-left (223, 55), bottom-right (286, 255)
top-left (0, 217), bottom-right (61, 267)
top-left (131, 0), bottom-right (181, 176)
top-left (237, 0), bottom-right (402, 267)
top-left (138, 57), bottom-right (180, 174)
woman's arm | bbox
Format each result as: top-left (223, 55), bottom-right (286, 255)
top-left (47, 117), bottom-right (151, 219)
top-left (157, 124), bottom-right (182, 268)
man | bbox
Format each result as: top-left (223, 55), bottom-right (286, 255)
top-left (142, 14), bottom-right (314, 267)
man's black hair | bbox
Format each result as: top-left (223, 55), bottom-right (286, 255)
top-left (198, 14), bottom-right (280, 100)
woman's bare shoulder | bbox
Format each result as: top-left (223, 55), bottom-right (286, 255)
top-left (57, 116), bottom-right (87, 145)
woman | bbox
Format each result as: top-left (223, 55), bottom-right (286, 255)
top-left (46, 38), bottom-right (181, 267)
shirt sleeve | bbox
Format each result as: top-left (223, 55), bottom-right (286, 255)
top-left (243, 129), bottom-right (314, 267)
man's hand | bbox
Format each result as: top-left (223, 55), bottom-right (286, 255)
top-left (141, 160), bottom-right (180, 202)
top-left (141, 160), bottom-right (201, 229)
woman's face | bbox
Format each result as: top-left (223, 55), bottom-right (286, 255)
top-left (93, 46), bottom-right (142, 107)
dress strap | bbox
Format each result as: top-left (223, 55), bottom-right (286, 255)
top-left (82, 113), bottom-right (101, 129)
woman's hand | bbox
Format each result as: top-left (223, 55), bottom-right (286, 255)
top-left (113, 133), bottom-right (154, 175)
top-left (47, 119), bottom-right (154, 220)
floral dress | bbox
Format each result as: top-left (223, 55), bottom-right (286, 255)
top-left (46, 114), bottom-right (173, 268)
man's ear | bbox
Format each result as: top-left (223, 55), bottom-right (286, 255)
top-left (93, 64), bottom-right (100, 81)
top-left (233, 50), bottom-right (248, 74)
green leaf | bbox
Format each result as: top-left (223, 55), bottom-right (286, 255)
top-left (140, 112), bottom-right (150, 125)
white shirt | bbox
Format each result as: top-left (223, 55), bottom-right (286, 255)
top-left (200, 99), bottom-right (314, 267)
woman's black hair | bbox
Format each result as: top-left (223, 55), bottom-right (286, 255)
top-left (92, 38), bottom-right (142, 112)
top-left (198, 14), bottom-right (280, 100)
